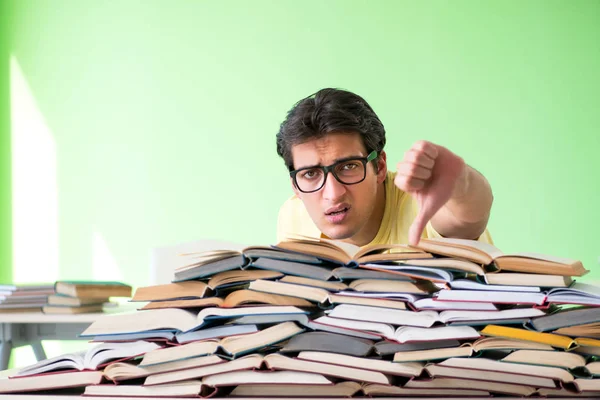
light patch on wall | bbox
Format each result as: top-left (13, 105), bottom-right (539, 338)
top-left (92, 230), bottom-right (123, 281)
top-left (10, 56), bottom-right (59, 283)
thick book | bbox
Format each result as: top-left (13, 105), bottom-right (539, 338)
top-left (132, 280), bottom-right (213, 301)
top-left (202, 370), bottom-right (332, 387)
top-left (14, 340), bottom-right (160, 376)
top-left (0, 370), bottom-right (102, 393)
top-left (361, 383), bottom-right (490, 397)
top-left (374, 339), bottom-right (462, 356)
top-left (425, 360), bottom-right (556, 388)
top-left (410, 297), bottom-right (498, 311)
top-left (252, 259), bottom-right (417, 283)
top-left (433, 356), bottom-right (575, 384)
top-left (144, 353), bottom-right (264, 386)
top-left (175, 324), bottom-right (258, 344)
top-left (278, 275), bottom-right (348, 291)
top-left (80, 306), bottom-right (308, 336)
top-left (83, 380), bottom-right (209, 397)
top-left (248, 279), bottom-right (406, 310)
top-left (404, 377), bottom-right (537, 397)
top-left (448, 278), bottom-right (541, 292)
top-left (501, 349), bottom-right (587, 369)
top-left (437, 284), bottom-right (600, 306)
top-left (54, 281), bottom-right (132, 298)
top-left (359, 263), bottom-right (467, 284)
top-left (484, 272), bottom-right (573, 287)
top-left (262, 353), bottom-right (391, 384)
top-left (140, 322), bottom-right (303, 364)
top-left (296, 351), bottom-right (424, 378)
top-left (172, 245), bottom-right (323, 281)
top-left (554, 322), bottom-right (600, 339)
top-left (207, 269), bottom-right (283, 291)
top-left (414, 238), bottom-right (588, 276)
top-left (326, 303), bottom-right (545, 327)
top-left (279, 331), bottom-right (375, 357)
top-left (229, 381), bottom-right (361, 397)
top-left (313, 315), bottom-right (480, 342)
top-left (525, 306), bottom-right (600, 332)
top-left (103, 354), bottom-right (225, 382)
top-left (46, 294), bottom-right (109, 306)
top-left (392, 336), bottom-right (554, 362)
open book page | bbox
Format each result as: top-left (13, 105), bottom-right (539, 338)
top-left (15, 350), bottom-right (86, 376)
top-left (500, 252), bottom-right (580, 265)
top-left (423, 238), bottom-right (504, 259)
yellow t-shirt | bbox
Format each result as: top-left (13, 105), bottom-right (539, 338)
top-left (277, 171), bottom-right (492, 245)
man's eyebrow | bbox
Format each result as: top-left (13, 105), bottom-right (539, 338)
top-left (295, 154), bottom-right (365, 170)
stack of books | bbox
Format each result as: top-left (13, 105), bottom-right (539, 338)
top-left (0, 281), bottom-right (132, 314)
top-left (0, 283), bottom-right (55, 313)
top-left (43, 281), bottom-right (133, 314)
top-left (1, 237), bottom-right (599, 398)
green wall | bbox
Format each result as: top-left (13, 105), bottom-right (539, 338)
top-left (5, 0), bottom-right (600, 285)
top-left (0, 0), bottom-right (12, 284)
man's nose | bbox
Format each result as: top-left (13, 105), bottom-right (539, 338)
top-left (321, 172), bottom-right (347, 200)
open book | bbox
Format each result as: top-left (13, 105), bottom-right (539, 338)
top-left (525, 306), bottom-right (600, 332)
top-left (431, 356), bottom-right (575, 385)
top-left (0, 371), bottom-right (103, 394)
top-left (248, 279), bottom-right (408, 309)
top-left (326, 303), bottom-right (545, 328)
top-left (436, 282), bottom-right (600, 306)
top-left (80, 306), bottom-right (308, 336)
top-left (14, 341), bottom-right (160, 376)
top-left (392, 336), bottom-right (554, 362)
top-left (314, 316), bottom-right (480, 343)
top-left (414, 238), bottom-right (588, 276)
top-left (139, 289), bottom-right (313, 310)
top-left (275, 236), bottom-right (432, 266)
top-left (171, 244), bottom-right (319, 281)
top-left (501, 349), bottom-right (587, 369)
top-left (140, 322), bottom-right (303, 363)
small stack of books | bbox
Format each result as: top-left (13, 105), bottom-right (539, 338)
top-left (1, 237), bottom-right (599, 398)
top-left (0, 283), bottom-right (55, 313)
top-left (42, 281), bottom-right (133, 314)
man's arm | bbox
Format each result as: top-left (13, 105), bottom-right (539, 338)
top-left (395, 140), bottom-right (493, 244)
top-left (430, 164), bottom-right (493, 240)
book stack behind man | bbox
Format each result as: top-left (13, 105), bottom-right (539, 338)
top-left (42, 281), bottom-right (133, 314)
top-left (1, 237), bottom-right (599, 397)
top-left (0, 283), bottom-right (54, 313)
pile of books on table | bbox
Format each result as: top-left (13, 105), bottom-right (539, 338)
top-left (0, 281), bottom-right (132, 314)
top-left (1, 237), bottom-right (599, 398)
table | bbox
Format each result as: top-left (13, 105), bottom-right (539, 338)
top-left (0, 312), bottom-right (105, 370)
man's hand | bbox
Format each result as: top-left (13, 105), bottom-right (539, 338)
top-left (394, 140), bottom-right (466, 245)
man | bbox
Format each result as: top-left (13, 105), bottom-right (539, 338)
top-left (276, 88), bottom-right (493, 246)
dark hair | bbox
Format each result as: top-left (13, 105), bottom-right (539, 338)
top-left (276, 88), bottom-right (386, 171)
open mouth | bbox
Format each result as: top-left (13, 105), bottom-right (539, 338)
top-left (326, 207), bottom-right (349, 216)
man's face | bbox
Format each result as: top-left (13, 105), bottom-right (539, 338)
top-left (290, 132), bottom-right (387, 242)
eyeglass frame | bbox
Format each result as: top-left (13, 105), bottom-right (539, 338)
top-left (289, 150), bottom-right (378, 193)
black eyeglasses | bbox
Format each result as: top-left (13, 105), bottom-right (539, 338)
top-left (290, 151), bottom-right (378, 193)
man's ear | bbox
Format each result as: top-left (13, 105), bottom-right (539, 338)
top-left (376, 150), bottom-right (388, 184)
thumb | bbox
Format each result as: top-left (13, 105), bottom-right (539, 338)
top-left (408, 210), bottom-right (429, 246)
top-left (408, 193), bottom-right (438, 245)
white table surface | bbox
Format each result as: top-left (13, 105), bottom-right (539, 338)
top-left (0, 312), bottom-right (109, 324)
